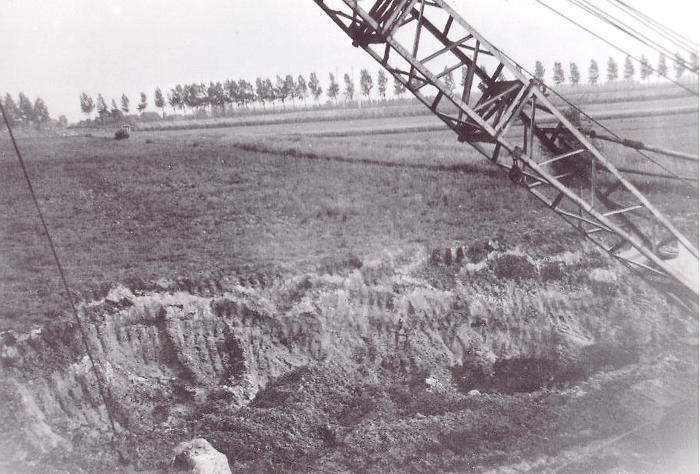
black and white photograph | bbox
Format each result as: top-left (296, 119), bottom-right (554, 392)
top-left (1, 0), bottom-right (698, 472)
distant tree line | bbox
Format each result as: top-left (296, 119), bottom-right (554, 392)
top-left (79, 69), bottom-right (410, 122)
top-left (77, 50), bottom-right (699, 123)
top-left (0, 92), bottom-right (59, 129)
top-left (533, 51), bottom-right (698, 86)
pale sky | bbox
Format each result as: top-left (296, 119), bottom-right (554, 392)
top-left (1, 0), bottom-right (697, 121)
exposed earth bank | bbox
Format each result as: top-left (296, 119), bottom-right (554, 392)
top-left (1, 241), bottom-right (697, 473)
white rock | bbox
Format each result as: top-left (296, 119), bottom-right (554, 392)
top-left (172, 438), bottom-right (231, 474)
top-left (468, 389), bottom-right (481, 396)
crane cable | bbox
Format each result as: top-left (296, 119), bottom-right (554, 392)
top-left (608, 0), bottom-right (698, 53)
top-left (499, 51), bottom-right (698, 190)
top-left (532, 0), bottom-right (698, 97)
top-left (0, 102), bottom-right (126, 462)
top-left (566, 0), bottom-right (697, 74)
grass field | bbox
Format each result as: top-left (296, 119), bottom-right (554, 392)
top-left (0, 132), bottom-right (568, 331)
top-left (1, 96), bottom-right (697, 331)
top-left (1, 88), bottom-right (698, 473)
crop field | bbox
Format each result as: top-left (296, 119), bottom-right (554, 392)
top-left (0, 90), bottom-right (698, 473)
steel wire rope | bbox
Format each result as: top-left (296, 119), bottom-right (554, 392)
top-left (0, 101), bottom-right (126, 462)
top-left (609, 0), bottom-right (698, 52)
top-left (531, 0), bottom-right (698, 96)
top-left (567, 0), bottom-right (697, 74)
top-left (496, 49), bottom-right (698, 190)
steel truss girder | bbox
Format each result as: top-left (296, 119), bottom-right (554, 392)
top-left (313, 0), bottom-right (698, 309)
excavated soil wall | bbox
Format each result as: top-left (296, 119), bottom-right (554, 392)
top-left (0, 242), bottom-right (695, 472)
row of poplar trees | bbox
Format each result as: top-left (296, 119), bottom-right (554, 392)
top-left (535, 52), bottom-right (699, 86)
top-left (79, 51), bottom-right (699, 121)
top-left (1, 93), bottom-right (53, 128)
top-left (79, 70), bottom-right (411, 120)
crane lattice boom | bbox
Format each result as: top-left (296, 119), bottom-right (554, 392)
top-left (313, 0), bottom-right (698, 310)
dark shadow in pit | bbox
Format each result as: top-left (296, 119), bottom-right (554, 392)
top-left (453, 342), bottom-right (640, 394)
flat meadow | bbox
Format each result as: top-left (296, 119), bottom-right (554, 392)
top-left (0, 86), bottom-right (697, 331)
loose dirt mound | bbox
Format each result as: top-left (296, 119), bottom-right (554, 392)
top-left (0, 243), bottom-right (696, 472)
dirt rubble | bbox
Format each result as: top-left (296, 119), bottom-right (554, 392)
top-left (0, 240), bottom-right (697, 473)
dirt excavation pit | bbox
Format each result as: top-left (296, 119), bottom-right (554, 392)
top-left (1, 240), bottom-right (697, 473)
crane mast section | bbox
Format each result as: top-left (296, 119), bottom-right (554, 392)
top-left (313, 0), bottom-right (699, 305)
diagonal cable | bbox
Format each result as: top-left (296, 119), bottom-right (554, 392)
top-left (532, 0), bottom-right (698, 96)
top-left (0, 101), bottom-right (125, 460)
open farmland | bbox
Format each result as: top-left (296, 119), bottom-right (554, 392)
top-left (0, 88), bottom-right (698, 472)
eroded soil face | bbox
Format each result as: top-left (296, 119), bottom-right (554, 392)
top-left (1, 242), bottom-right (697, 473)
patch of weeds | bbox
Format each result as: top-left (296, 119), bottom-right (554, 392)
top-left (320, 253), bottom-right (363, 275)
top-left (540, 261), bottom-right (564, 282)
top-left (466, 239), bottom-right (497, 263)
top-left (492, 254), bottom-right (538, 280)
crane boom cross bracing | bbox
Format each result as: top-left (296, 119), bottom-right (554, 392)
top-left (313, 0), bottom-right (699, 310)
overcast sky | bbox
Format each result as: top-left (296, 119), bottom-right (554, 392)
top-left (1, 0), bottom-right (697, 121)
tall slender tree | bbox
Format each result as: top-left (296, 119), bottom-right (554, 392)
top-left (263, 78), bottom-right (275, 107)
top-left (534, 61), bottom-right (546, 82)
top-left (552, 62), bottom-right (565, 85)
top-left (110, 98), bottom-right (121, 120)
top-left (80, 92), bottom-right (95, 119)
top-left (168, 85), bottom-right (184, 114)
top-left (238, 79), bottom-right (254, 108)
top-left (674, 52), bottom-right (687, 79)
top-left (208, 82), bottom-right (226, 114)
top-left (137, 92), bottom-right (148, 113)
top-left (274, 75), bottom-right (287, 107)
top-left (393, 76), bottom-right (406, 98)
top-left (359, 69), bottom-right (373, 103)
top-left (154, 87), bottom-right (166, 117)
top-left (255, 78), bottom-right (267, 108)
top-left (690, 52), bottom-right (699, 73)
top-left (377, 70), bottom-right (388, 101)
top-left (607, 57), bottom-right (619, 81)
top-left (588, 59), bottom-right (599, 85)
top-left (327, 73), bottom-right (340, 103)
top-left (281, 75), bottom-right (294, 105)
top-left (96, 93), bottom-right (109, 121)
top-left (296, 75), bottom-right (308, 104)
top-left (569, 62), bottom-right (580, 85)
top-left (309, 72), bottom-right (323, 103)
top-left (33, 97), bottom-right (50, 126)
top-left (18, 93), bottom-right (34, 125)
top-left (224, 80), bottom-right (240, 108)
top-left (623, 55), bottom-right (635, 80)
top-left (2, 93), bottom-right (19, 126)
top-left (657, 53), bottom-right (668, 78)
top-left (639, 54), bottom-right (653, 80)
top-left (344, 73), bottom-right (356, 103)
top-left (120, 93), bottom-right (130, 114)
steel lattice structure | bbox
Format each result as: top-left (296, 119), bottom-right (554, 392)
top-left (313, 0), bottom-right (698, 310)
